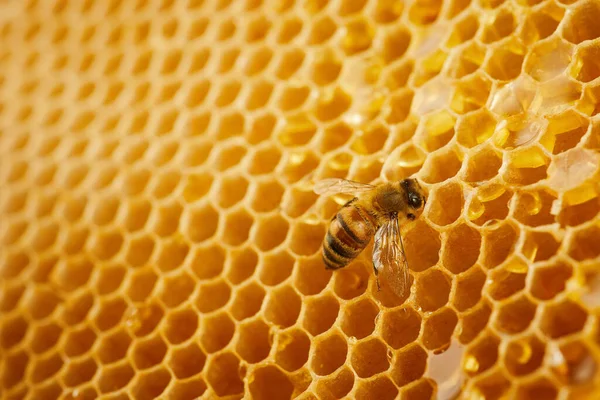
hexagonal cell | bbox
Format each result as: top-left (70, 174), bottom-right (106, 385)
top-left (168, 342), bottom-right (206, 379)
top-left (186, 204), bottom-right (219, 242)
top-left (95, 263), bottom-right (126, 295)
top-left (486, 260), bottom-right (527, 301)
top-left (151, 202), bottom-right (182, 238)
top-left (201, 312), bottom-right (235, 353)
top-left (289, 220), bottom-right (326, 257)
top-left (124, 199), bottom-right (151, 233)
top-left (453, 266), bottom-right (485, 312)
top-left (426, 180), bottom-right (463, 226)
top-left (408, 0), bottom-right (442, 24)
top-left (311, 332), bottom-right (347, 375)
top-left (230, 280), bottom-right (265, 321)
top-left (158, 272), bottom-right (194, 308)
top-left (248, 364), bottom-right (293, 400)
top-left (459, 301), bottom-right (492, 345)
top-left (302, 293), bottom-right (339, 336)
top-left (295, 257), bottom-right (332, 296)
top-left (254, 214), bottom-right (289, 251)
top-left (504, 335), bottom-right (545, 377)
top-left (182, 172), bottom-right (213, 203)
top-left (62, 357), bottom-right (97, 388)
top-left (568, 225), bottom-right (600, 261)
top-left (525, 37), bottom-right (573, 82)
top-left (521, 230), bottom-right (561, 262)
top-left (30, 322), bottom-right (62, 355)
top-left (520, 4), bottom-right (563, 44)
top-left (421, 307), bottom-right (458, 351)
top-left (275, 328), bottom-right (310, 372)
top-left (277, 16), bottom-right (303, 44)
top-left (94, 297), bottom-right (127, 331)
top-left (456, 109), bottom-right (497, 148)
top-left (464, 333), bottom-right (500, 376)
top-left (515, 377), bottom-right (558, 400)
top-left (195, 279), bottom-right (231, 314)
top-left (350, 338), bottom-right (390, 378)
top-left (530, 261), bottom-right (572, 301)
top-left (480, 222), bottom-right (518, 268)
top-left (513, 190), bottom-right (557, 227)
top-left (415, 268), bottom-right (451, 312)
top-left (169, 378), bottom-right (207, 400)
top-left (258, 250), bottom-right (293, 286)
top-left (402, 220), bottom-right (442, 273)
top-left (30, 351), bottom-right (63, 383)
top-left (264, 285), bottom-right (301, 328)
top-left (337, 299), bottom-right (377, 342)
top-left (205, 352), bottom-right (244, 396)
top-left (495, 294), bottom-right (537, 334)
top-left (341, 18), bottom-right (374, 56)
top-left (29, 382), bottom-right (62, 400)
top-left (62, 226), bottom-right (90, 256)
top-left (131, 368), bottom-right (171, 400)
top-left (164, 308), bottom-right (198, 345)
top-left (250, 179), bottom-right (284, 213)
top-left (248, 144), bottom-right (282, 175)
top-left (2, 349), bottom-right (28, 389)
top-left (236, 318), bottom-right (271, 363)
top-left (190, 245), bottom-right (225, 280)
top-left (62, 291), bottom-right (95, 325)
top-left (481, 8), bottom-right (515, 43)
top-left (442, 223), bottom-right (481, 274)
top-left (390, 343), bottom-right (427, 387)
top-left (419, 147), bottom-right (462, 184)
top-left (126, 269), bottom-right (158, 303)
top-left (470, 190), bottom-right (513, 228)
top-left (132, 334), bottom-right (168, 370)
top-left (315, 366), bottom-right (354, 399)
top-left (227, 247), bottom-right (258, 284)
top-left (91, 230), bottom-right (123, 261)
top-left (32, 221), bottom-right (59, 252)
top-left (245, 48), bottom-right (274, 77)
top-left (558, 197), bottom-right (600, 227)
top-left (125, 236), bottom-right (155, 268)
top-left (25, 286), bottom-right (61, 320)
top-left (222, 209), bottom-right (254, 246)
top-left (282, 150), bottom-right (320, 183)
top-left (485, 42), bottom-right (525, 80)
top-left (463, 147), bottom-right (502, 183)
top-left (540, 299), bottom-right (588, 339)
top-left (561, 0), bottom-right (600, 44)
top-left (97, 329), bottom-right (132, 364)
top-left (156, 238), bottom-right (190, 272)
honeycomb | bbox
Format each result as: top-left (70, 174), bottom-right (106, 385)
top-left (1, 0), bottom-right (600, 399)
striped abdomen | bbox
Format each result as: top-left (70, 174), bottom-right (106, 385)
top-left (322, 201), bottom-right (377, 270)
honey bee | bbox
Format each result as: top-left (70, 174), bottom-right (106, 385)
top-left (314, 178), bottom-right (427, 297)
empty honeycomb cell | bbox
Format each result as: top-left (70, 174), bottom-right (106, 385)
top-left (332, 262), bottom-right (369, 300)
top-left (201, 312), bottom-right (235, 353)
top-left (504, 335), bottom-right (546, 377)
top-left (63, 227), bottom-right (90, 256)
top-left (486, 260), bottom-right (527, 301)
top-left (249, 145), bottom-right (282, 175)
top-left (422, 307), bottom-right (458, 351)
top-left (222, 209), bottom-right (254, 245)
top-left (191, 245), bottom-right (225, 281)
top-left (91, 230), bottom-right (123, 261)
top-left (97, 329), bottom-right (131, 365)
top-left (132, 334), bottom-right (168, 370)
top-left (250, 179), bottom-right (284, 213)
top-left (513, 190), bottom-right (557, 227)
top-left (164, 308), bottom-right (198, 344)
top-left (516, 377), bottom-right (558, 400)
top-left (126, 269), bottom-right (158, 303)
top-left (481, 222), bottom-right (517, 268)
top-left (2, 350), bottom-right (27, 390)
top-left (195, 279), bottom-right (231, 314)
top-left (351, 124), bottom-right (388, 155)
top-left (442, 223), bottom-right (481, 274)
top-left (419, 111), bottom-right (455, 151)
top-left (540, 299), bottom-right (588, 339)
top-left (302, 293), bottom-right (339, 336)
top-left (236, 318), bottom-right (272, 363)
top-left (459, 301), bottom-right (493, 345)
top-left (448, 42), bottom-right (486, 79)
top-left (30, 322), bottom-right (61, 355)
top-left (25, 287), bottom-right (61, 320)
top-left (264, 285), bottom-right (301, 328)
top-left (415, 268), bottom-right (451, 311)
top-left (465, 333), bottom-right (500, 376)
top-left (308, 16), bottom-right (336, 45)
top-left (1, 250), bottom-right (29, 279)
top-left (340, 298), bottom-right (378, 341)
top-left (62, 357), bottom-right (97, 387)
top-left (274, 328), bottom-right (311, 372)
top-left (125, 303), bottom-right (164, 338)
top-left (29, 382), bottom-right (61, 400)
top-left (61, 291), bottom-right (94, 326)
top-left (311, 332), bottom-right (347, 375)
top-left (472, 371), bottom-right (511, 400)
top-left (94, 297), bottom-right (128, 332)
top-left (351, 338), bottom-right (390, 378)
top-left (277, 17), bottom-right (303, 44)
top-left (206, 352), bottom-right (244, 396)
top-left (290, 221), bottom-right (325, 256)
top-left (159, 272), bottom-right (194, 308)
top-left (131, 367), bottom-right (171, 400)
top-left (124, 199), bottom-right (152, 233)
top-left (230, 281), bottom-right (265, 321)
top-left (385, 90), bottom-right (413, 124)
top-left (254, 214), bottom-right (289, 251)
top-left (259, 250), bottom-right (294, 286)
top-left (454, 266), bottom-right (486, 311)
top-left (485, 45), bottom-right (524, 81)
top-left (481, 8), bottom-right (515, 44)
top-left (0, 315), bottom-right (27, 350)
top-left (276, 48), bottom-right (306, 80)
top-left (390, 343), bottom-right (427, 387)
top-left (30, 351), bottom-right (63, 383)
top-left (248, 365), bottom-right (294, 400)
top-left (98, 362), bottom-right (135, 394)
top-left (247, 113), bottom-right (277, 145)
top-left (530, 261), bottom-right (572, 300)
top-left (315, 367), bottom-right (354, 399)
top-left (463, 147), bottom-right (502, 183)
top-left (573, 44), bottom-right (600, 83)
top-left (562, 0), bottom-right (600, 44)
top-left (558, 198), bottom-right (600, 227)
top-left (169, 342), bottom-right (206, 379)
top-left (32, 221), bottom-right (59, 252)
top-left (568, 225), bottom-right (600, 261)
top-left (400, 220), bottom-right (441, 272)
top-left (169, 378), bottom-right (207, 400)
top-left (420, 147), bottom-right (463, 184)
top-left (494, 294), bottom-right (537, 334)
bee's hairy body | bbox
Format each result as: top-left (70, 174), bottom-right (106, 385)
top-left (322, 181), bottom-right (421, 270)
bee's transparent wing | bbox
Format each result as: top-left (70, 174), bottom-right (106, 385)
top-left (372, 217), bottom-right (410, 297)
top-left (314, 178), bottom-right (376, 196)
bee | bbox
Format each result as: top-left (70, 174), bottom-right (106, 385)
top-left (314, 178), bottom-right (427, 297)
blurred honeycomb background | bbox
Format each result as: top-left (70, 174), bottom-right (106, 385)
top-left (1, 0), bottom-right (600, 399)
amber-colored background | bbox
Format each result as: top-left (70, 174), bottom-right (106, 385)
top-left (1, 0), bottom-right (600, 399)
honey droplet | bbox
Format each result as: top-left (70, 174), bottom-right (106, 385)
top-left (514, 340), bottom-right (533, 364)
top-left (463, 354), bottom-right (480, 373)
top-left (467, 197), bottom-right (485, 221)
top-left (477, 183), bottom-right (506, 202)
top-left (505, 258), bottom-right (528, 274)
top-left (521, 240), bottom-right (539, 262)
top-left (521, 191), bottom-right (542, 215)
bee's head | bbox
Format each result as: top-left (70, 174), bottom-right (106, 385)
top-left (400, 178), bottom-right (427, 221)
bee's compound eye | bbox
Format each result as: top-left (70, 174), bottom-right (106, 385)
top-left (408, 193), bottom-right (422, 209)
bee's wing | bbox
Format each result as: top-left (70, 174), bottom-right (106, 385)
top-left (372, 217), bottom-right (410, 297)
top-left (314, 178), bottom-right (376, 196)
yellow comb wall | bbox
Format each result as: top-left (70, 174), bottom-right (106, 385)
top-left (1, 0), bottom-right (600, 399)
